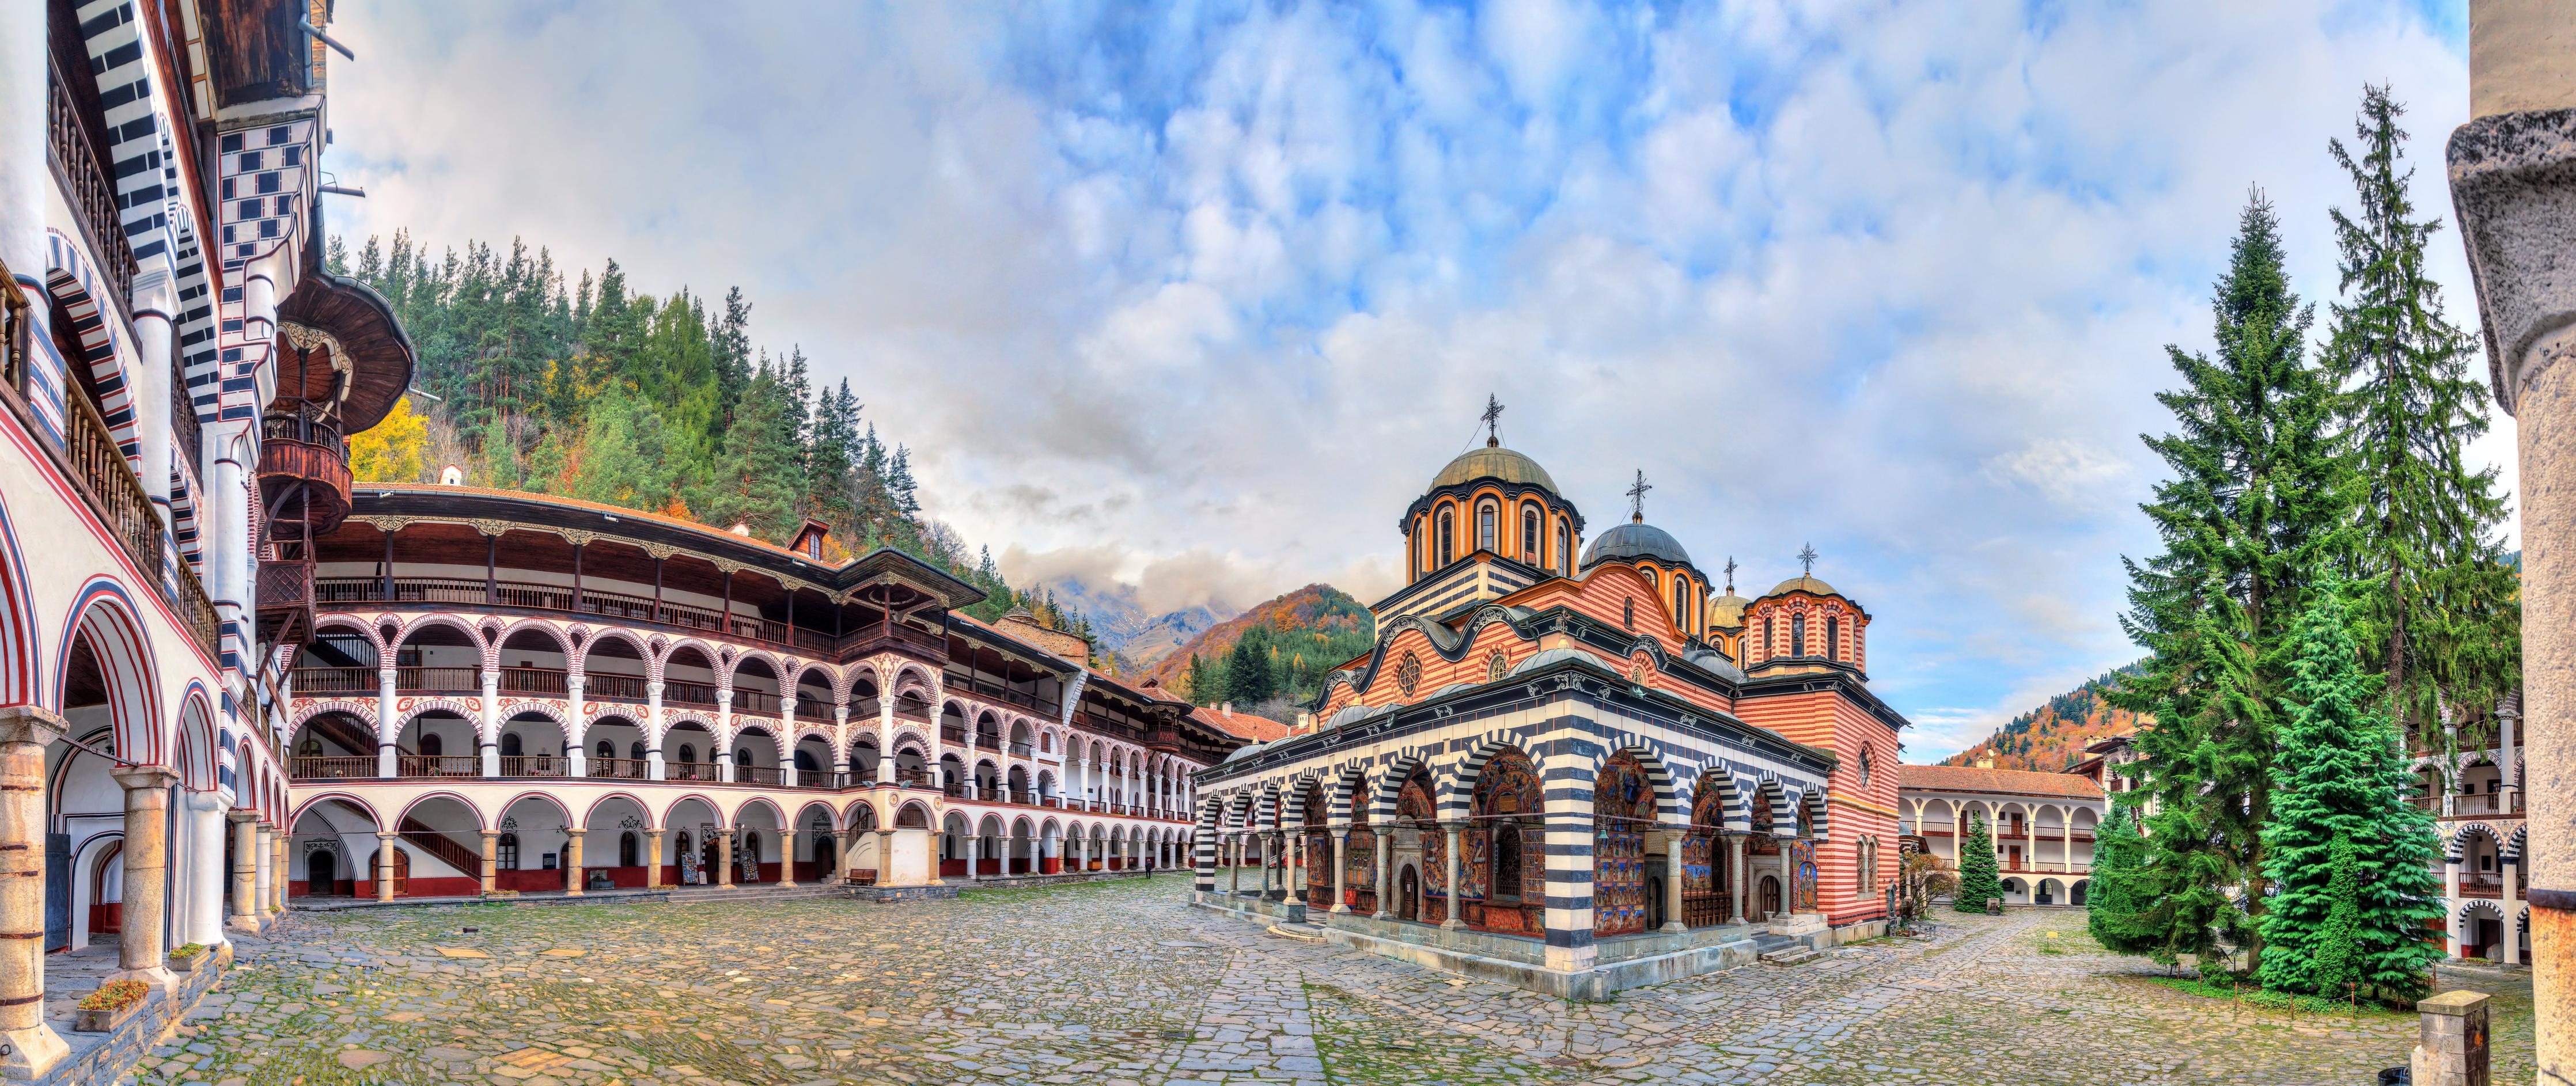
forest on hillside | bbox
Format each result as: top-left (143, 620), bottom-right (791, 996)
top-left (329, 230), bottom-right (1094, 642)
top-left (1942, 662), bottom-right (2149, 773)
top-left (1158, 584), bottom-right (1376, 720)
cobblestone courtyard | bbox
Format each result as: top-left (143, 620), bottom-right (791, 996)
top-left (124, 876), bottom-right (2532, 1085)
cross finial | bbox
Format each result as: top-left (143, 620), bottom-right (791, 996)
top-left (1626, 470), bottom-right (1651, 523)
top-left (1723, 555), bottom-right (1737, 594)
top-left (1798, 542), bottom-right (1819, 578)
top-left (1480, 394), bottom-right (1505, 447)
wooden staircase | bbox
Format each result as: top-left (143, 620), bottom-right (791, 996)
top-left (397, 817), bottom-right (481, 878)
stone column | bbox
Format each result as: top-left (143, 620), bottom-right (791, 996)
top-left (1662, 831), bottom-right (1688, 933)
top-left (2446, 22), bottom-right (2576, 1074)
top-left (777, 698), bottom-right (797, 788)
top-left (1778, 837), bottom-right (1795, 913)
top-left (1286, 830), bottom-right (1302, 900)
top-left (187, 790), bottom-right (227, 950)
top-left (715, 691), bottom-right (734, 782)
top-left (380, 667), bottom-right (401, 777)
top-left (479, 832), bottom-right (498, 894)
top-left (228, 811), bottom-right (260, 929)
top-left (563, 830), bottom-right (585, 895)
top-left (2411, 990), bottom-right (2492, 1086)
top-left (0, 709), bottom-right (71, 1078)
top-left (271, 830), bottom-right (288, 912)
top-left (778, 830), bottom-right (799, 887)
top-left (716, 831), bottom-right (734, 887)
top-left (480, 669), bottom-right (502, 777)
top-left (376, 831), bottom-right (399, 903)
top-left (1227, 833), bottom-right (1241, 895)
top-left (2505, 856), bottom-right (2524, 966)
top-left (2447, 859), bottom-right (2464, 958)
top-left (646, 830), bottom-right (665, 889)
top-left (111, 767), bottom-right (179, 987)
top-left (1442, 823), bottom-right (1465, 930)
top-left (1330, 828), bottom-right (1349, 913)
top-left (1731, 834), bottom-right (1749, 924)
top-left (567, 678), bottom-right (588, 778)
top-left (1374, 834), bottom-right (1395, 920)
top-left (260, 825), bottom-right (280, 913)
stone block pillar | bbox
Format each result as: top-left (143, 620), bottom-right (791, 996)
top-left (1373, 833), bottom-right (1395, 920)
top-left (1442, 823), bottom-right (1465, 930)
top-left (479, 832), bottom-right (498, 894)
top-left (2410, 989), bottom-right (2490, 1086)
top-left (270, 829), bottom-right (287, 912)
top-left (563, 830), bottom-right (585, 895)
top-left (228, 811), bottom-right (260, 929)
top-left (1330, 828), bottom-right (1349, 914)
top-left (1662, 831), bottom-right (1688, 933)
top-left (717, 831), bottom-right (734, 887)
top-left (2446, 10), bottom-right (2576, 1074)
top-left (0, 709), bottom-right (71, 1079)
top-left (778, 831), bottom-right (799, 887)
top-left (1731, 834), bottom-right (1749, 924)
top-left (376, 831), bottom-right (398, 902)
top-left (257, 825), bottom-right (277, 913)
top-left (110, 766), bottom-right (179, 989)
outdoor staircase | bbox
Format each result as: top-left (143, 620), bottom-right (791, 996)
top-left (1753, 933), bottom-right (1820, 967)
top-left (397, 818), bottom-right (482, 877)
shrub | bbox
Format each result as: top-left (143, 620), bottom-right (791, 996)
top-left (77, 980), bottom-right (148, 1012)
top-left (169, 943), bottom-right (205, 960)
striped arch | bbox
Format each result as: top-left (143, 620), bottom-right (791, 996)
top-left (291, 698), bottom-right (377, 732)
top-left (2447, 822), bottom-right (2503, 863)
top-left (289, 790), bottom-right (386, 830)
top-left (399, 791), bottom-right (492, 833)
top-left (1453, 735), bottom-right (1540, 818)
top-left (1279, 772), bottom-right (1326, 825)
top-left (496, 790), bottom-right (578, 830)
top-left (2505, 824), bottom-right (2527, 866)
top-left (789, 663), bottom-right (839, 703)
top-left (499, 701), bottom-right (577, 745)
top-left (889, 663), bottom-right (940, 696)
top-left (565, 626), bottom-right (646, 673)
top-left (1223, 791), bottom-right (1253, 829)
top-left (659, 792), bottom-right (730, 830)
top-left (56, 580), bottom-right (163, 766)
top-left (1597, 742), bottom-right (1684, 826)
top-left (1251, 782), bottom-right (1282, 830)
top-left (885, 725), bottom-right (932, 757)
top-left (309, 613), bottom-right (386, 658)
top-left (731, 722), bottom-right (791, 761)
top-left (393, 614), bottom-right (491, 664)
top-left (655, 638), bottom-right (724, 685)
top-left (658, 711), bottom-right (719, 746)
top-left (1756, 777), bottom-right (1793, 830)
top-left (173, 685), bottom-right (219, 792)
top-left (2458, 898), bottom-right (2506, 926)
top-left (40, 266), bottom-right (140, 466)
top-left (0, 491), bottom-right (36, 707)
top-left (721, 647), bottom-right (788, 686)
top-left (1687, 764), bottom-right (1751, 831)
top-left (1370, 750), bottom-right (1438, 822)
top-left (493, 617), bottom-right (574, 658)
top-left (1800, 788), bottom-right (1831, 841)
top-left (842, 797), bottom-right (882, 831)
top-left (1327, 762), bottom-right (1369, 824)
top-left (582, 791), bottom-right (658, 831)
top-left (793, 800), bottom-right (839, 834)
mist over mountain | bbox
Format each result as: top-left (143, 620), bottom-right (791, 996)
top-left (1038, 578), bottom-right (1230, 671)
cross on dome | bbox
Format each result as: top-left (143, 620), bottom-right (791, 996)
top-left (1481, 394), bottom-right (1505, 447)
top-left (1798, 542), bottom-right (1819, 576)
top-left (1723, 555), bottom-right (1737, 594)
top-left (1626, 470), bottom-right (1651, 523)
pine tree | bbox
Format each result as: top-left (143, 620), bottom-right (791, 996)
top-left (2256, 582), bottom-right (2444, 998)
top-left (1953, 812), bottom-right (2001, 913)
top-left (2085, 803), bottom-right (2150, 950)
top-left (2307, 833), bottom-right (2363, 1003)
top-left (2321, 85), bottom-right (2521, 751)
top-left (2112, 193), bottom-right (2350, 975)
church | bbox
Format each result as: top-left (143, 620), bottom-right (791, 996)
top-left (1191, 407), bottom-right (1908, 997)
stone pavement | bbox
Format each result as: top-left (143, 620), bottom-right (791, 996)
top-left (113, 875), bottom-right (2532, 1085)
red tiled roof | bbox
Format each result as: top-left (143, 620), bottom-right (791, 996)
top-left (1897, 763), bottom-right (2103, 801)
top-left (1193, 706), bottom-right (1293, 743)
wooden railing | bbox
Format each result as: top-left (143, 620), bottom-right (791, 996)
top-left (289, 756), bottom-right (377, 780)
top-left (2451, 792), bottom-right (2524, 817)
top-left (666, 761), bottom-right (718, 783)
top-left (586, 673), bottom-right (646, 702)
top-left (499, 756), bottom-right (569, 777)
top-left (794, 700), bottom-right (834, 723)
top-left (395, 666), bottom-right (481, 694)
top-left (292, 666), bottom-right (374, 693)
top-left (396, 755), bottom-right (479, 778)
top-left (843, 621), bottom-right (948, 661)
top-left (664, 679), bottom-right (717, 708)
top-left (48, 59), bottom-right (135, 298)
top-left (171, 354), bottom-right (201, 475)
top-left (498, 667), bottom-right (567, 696)
top-left (731, 689), bottom-right (781, 716)
top-left (737, 766), bottom-right (783, 785)
top-left (589, 758), bottom-right (649, 780)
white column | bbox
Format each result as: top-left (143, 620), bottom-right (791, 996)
top-left (777, 696), bottom-right (797, 787)
top-left (186, 791), bottom-right (226, 950)
top-left (2447, 859), bottom-right (2464, 958)
top-left (961, 834), bottom-right (979, 882)
top-left (833, 704), bottom-right (850, 785)
top-left (254, 826), bottom-right (275, 917)
top-left (378, 667), bottom-right (400, 777)
top-left (131, 301), bottom-right (176, 534)
top-left (208, 434), bottom-right (250, 657)
top-left (2506, 857), bottom-right (2524, 966)
top-left (566, 677), bottom-right (587, 777)
top-left (645, 681), bottom-right (666, 780)
top-left (715, 690), bottom-right (734, 783)
top-left (480, 669), bottom-right (501, 777)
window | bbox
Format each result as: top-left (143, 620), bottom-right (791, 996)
top-left (1827, 616), bottom-right (1841, 662)
top-left (1857, 747), bottom-right (1872, 789)
top-left (1492, 824), bottom-right (1522, 902)
top-left (1438, 508), bottom-right (1455, 565)
top-left (620, 831), bottom-right (640, 867)
top-left (1412, 523), bottom-right (1423, 576)
top-left (421, 734), bottom-right (443, 757)
top-left (1623, 598), bottom-right (1635, 631)
top-left (1791, 614), bottom-right (1807, 657)
top-left (1763, 617), bottom-right (1774, 660)
top-left (1396, 652), bottom-right (1423, 695)
top-left (630, 742), bottom-right (645, 760)
top-left (1478, 502), bottom-right (1497, 554)
top-left (1522, 506), bottom-right (1541, 562)
top-left (497, 833), bottom-right (520, 870)
top-left (596, 739), bottom-right (613, 761)
top-left (1556, 519), bottom-right (1571, 574)
top-left (500, 733), bottom-right (523, 757)
top-left (677, 743), bottom-right (696, 765)
top-left (1673, 579), bottom-right (1688, 630)
top-left (1487, 652), bottom-right (1508, 682)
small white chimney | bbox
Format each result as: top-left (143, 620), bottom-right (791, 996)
top-left (1221, 702), bottom-right (1233, 715)
top-left (729, 521), bottom-right (752, 537)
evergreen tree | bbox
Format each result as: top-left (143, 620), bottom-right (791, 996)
top-left (2085, 803), bottom-right (2150, 950)
top-left (1225, 628), bottom-right (1276, 705)
top-left (2257, 582), bottom-right (2444, 998)
top-left (1953, 812), bottom-right (2001, 913)
top-left (2307, 833), bottom-right (2364, 1002)
top-left (2320, 85), bottom-right (2521, 750)
top-left (2112, 193), bottom-right (2350, 975)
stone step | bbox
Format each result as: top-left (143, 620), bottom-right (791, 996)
top-left (1266, 922), bottom-right (1325, 941)
top-left (1760, 946), bottom-right (1820, 966)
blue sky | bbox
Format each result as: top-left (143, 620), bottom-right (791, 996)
top-left (324, 1), bottom-right (2494, 763)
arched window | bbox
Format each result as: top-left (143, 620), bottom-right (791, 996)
top-left (1438, 508), bottom-right (1454, 565)
top-left (1857, 746), bottom-right (1873, 789)
top-left (500, 733), bottom-right (523, 757)
top-left (1556, 518), bottom-right (1571, 574)
top-left (1762, 617), bottom-right (1774, 661)
top-left (620, 831), bottom-right (640, 867)
top-left (1673, 578), bottom-right (1688, 630)
top-left (421, 734), bottom-right (444, 757)
top-left (496, 833), bottom-right (520, 870)
top-left (1827, 616), bottom-right (1841, 662)
top-left (1412, 522), bottom-right (1424, 576)
top-left (1486, 651), bottom-right (1508, 682)
top-left (1623, 598), bottom-right (1635, 631)
top-left (595, 739), bottom-right (613, 761)
top-left (677, 743), bottom-right (696, 765)
top-left (629, 741), bottom-right (645, 761)
top-left (1478, 502), bottom-right (1497, 554)
top-left (734, 747), bottom-right (754, 768)
top-left (1522, 505), bottom-right (1541, 563)
top-left (1791, 613), bottom-right (1806, 657)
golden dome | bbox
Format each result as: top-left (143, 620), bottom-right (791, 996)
top-left (1766, 575), bottom-right (1839, 598)
top-left (1708, 591), bottom-right (1751, 628)
top-left (1429, 443), bottom-right (1559, 495)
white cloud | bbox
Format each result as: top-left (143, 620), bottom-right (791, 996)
top-left (323, 0), bottom-right (2488, 762)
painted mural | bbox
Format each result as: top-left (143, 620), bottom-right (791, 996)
top-left (1593, 751), bottom-right (1654, 936)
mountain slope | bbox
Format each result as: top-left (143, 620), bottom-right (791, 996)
top-left (1038, 579), bottom-right (1228, 671)
top-left (1941, 662), bottom-right (2150, 772)
top-left (1139, 584), bottom-right (1374, 701)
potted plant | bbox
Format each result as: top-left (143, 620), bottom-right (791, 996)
top-left (166, 943), bottom-right (207, 974)
top-left (73, 979), bottom-right (149, 1034)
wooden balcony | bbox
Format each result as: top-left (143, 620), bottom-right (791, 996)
top-left (48, 58), bottom-right (135, 298)
top-left (256, 557), bottom-right (316, 648)
top-left (259, 411), bottom-right (354, 534)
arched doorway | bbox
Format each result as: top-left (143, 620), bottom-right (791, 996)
top-left (306, 849), bottom-right (339, 897)
top-left (1397, 865), bottom-right (1419, 921)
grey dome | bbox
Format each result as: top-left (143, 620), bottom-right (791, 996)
top-left (1582, 521), bottom-right (1693, 569)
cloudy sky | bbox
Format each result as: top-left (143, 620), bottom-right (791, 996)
top-left (321, 0), bottom-right (2498, 762)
